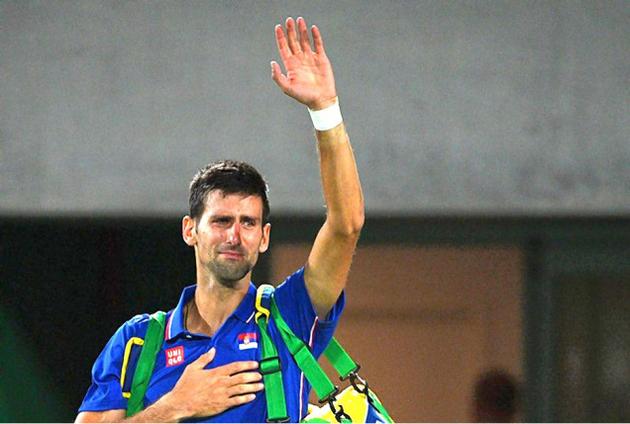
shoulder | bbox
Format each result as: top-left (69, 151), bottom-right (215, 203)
top-left (85, 313), bottom-right (164, 380)
top-left (107, 312), bottom-right (163, 350)
top-left (275, 267), bottom-right (306, 292)
top-left (119, 313), bottom-right (152, 337)
top-left (272, 267), bottom-right (318, 326)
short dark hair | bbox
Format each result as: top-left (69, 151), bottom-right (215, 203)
top-left (188, 160), bottom-right (270, 223)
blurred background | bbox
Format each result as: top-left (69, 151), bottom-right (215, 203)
top-left (1, 1), bottom-right (628, 421)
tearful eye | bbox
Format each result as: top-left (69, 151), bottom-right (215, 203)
top-left (213, 217), bottom-right (232, 226)
top-left (242, 219), bottom-right (257, 228)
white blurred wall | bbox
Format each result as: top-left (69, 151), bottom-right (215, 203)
top-left (1, 0), bottom-right (628, 216)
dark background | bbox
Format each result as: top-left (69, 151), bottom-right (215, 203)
top-left (2, 216), bottom-right (629, 421)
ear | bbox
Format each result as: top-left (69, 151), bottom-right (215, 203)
top-left (258, 223), bottom-right (271, 253)
top-left (182, 215), bottom-right (197, 246)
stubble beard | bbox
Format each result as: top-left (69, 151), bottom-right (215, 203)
top-left (208, 254), bottom-right (256, 288)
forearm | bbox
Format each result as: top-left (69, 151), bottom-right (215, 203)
top-left (125, 393), bottom-right (190, 423)
top-left (316, 121), bottom-right (364, 235)
top-left (304, 120), bottom-right (364, 316)
top-left (76, 394), bottom-right (189, 423)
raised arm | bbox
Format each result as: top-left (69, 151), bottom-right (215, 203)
top-left (271, 17), bottom-right (364, 318)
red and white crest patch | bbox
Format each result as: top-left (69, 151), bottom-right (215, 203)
top-left (237, 332), bottom-right (258, 350)
top-left (165, 346), bottom-right (184, 367)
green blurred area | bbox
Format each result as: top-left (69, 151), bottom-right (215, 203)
top-left (0, 307), bottom-right (65, 421)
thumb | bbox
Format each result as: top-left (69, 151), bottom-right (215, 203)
top-left (190, 347), bottom-right (216, 370)
top-left (270, 61), bottom-right (290, 92)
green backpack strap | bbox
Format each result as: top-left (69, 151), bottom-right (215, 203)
top-left (323, 338), bottom-right (359, 380)
top-left (255, 285), bottom-right (393, 423)
top-left (255, 285), bottom-right (289, 422)
top-left (269, 301), bottom-right (339, 403)
top-left (126, 311), bottom-right (167, 417)
top-left (269, 298), bottom-right (393, 423)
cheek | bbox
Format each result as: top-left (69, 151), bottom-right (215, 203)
top-left (197, 230), bottom-right (223, 250)
top-left (244, 231), bottom-right (265, 249)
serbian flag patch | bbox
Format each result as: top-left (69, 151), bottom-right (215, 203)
top-left (238, 332), bottom-right (258, 350)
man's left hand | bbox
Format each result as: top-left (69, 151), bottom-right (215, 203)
top-left (271, 17), bottom-right (337, 111)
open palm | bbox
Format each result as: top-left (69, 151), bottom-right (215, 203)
top-left (271, 17), bottom-right (337, 111)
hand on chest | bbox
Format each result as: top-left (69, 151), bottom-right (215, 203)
top-left (146, 321), bottom-right (261, 402)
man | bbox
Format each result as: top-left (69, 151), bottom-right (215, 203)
top-left (76, 16), bottom-right (363, 423)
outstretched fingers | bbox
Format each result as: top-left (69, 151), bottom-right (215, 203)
top-left (297, 17), bottom-right (312, 53)
top-left (271, 17), bottom-right (334, 105)
top-left (285, 17), bottom-right (301, 54)
top-left (275, 24), bottom-right (291, 63)
top-left (311, 24), bottom-right (325, 55)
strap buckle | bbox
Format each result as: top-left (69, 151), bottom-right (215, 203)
top-left (349, 372), bottom-right (369, 396)
top-left (328, 397), bottom-right (352, 422)
top-left (267, 416), bottom-right (290, 423)
top-left (255, 284), bottom-right (275, 323)
top-left (339, 363), bottom-right (361, 381)
top-left (317, 386), bottom-right (339, 405)
top-left (259, 355), bottom-right (282, 375)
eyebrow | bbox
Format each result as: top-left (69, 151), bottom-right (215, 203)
top-left (240, 215), bottom-right (261, 223)
top-left (208, 214), bottom-right (260, 222)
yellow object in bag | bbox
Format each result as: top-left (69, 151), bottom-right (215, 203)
top-left (303, 384), bottom-right (392, 423)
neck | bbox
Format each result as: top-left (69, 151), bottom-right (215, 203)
top-left (186, 270), bottom-right (251, 337)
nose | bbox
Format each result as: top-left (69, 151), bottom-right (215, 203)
top-left (226, 222), bottom-right (241, 245)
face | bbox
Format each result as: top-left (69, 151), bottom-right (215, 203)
top-left (182, 190), bottom-right (270, 288)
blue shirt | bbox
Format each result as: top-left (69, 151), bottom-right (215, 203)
top-left (79, 267), bottom-right (344, 422)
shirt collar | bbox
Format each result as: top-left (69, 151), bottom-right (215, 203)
top-left (165, 283), bottom-right (257, 341)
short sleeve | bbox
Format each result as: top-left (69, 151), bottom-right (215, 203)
top-left (273, 267), bottom-right (345, 356)
top-left (78, 314), bottom-right (150, 412)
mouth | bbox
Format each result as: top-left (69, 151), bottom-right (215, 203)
top-left (218, 250), bottom-right (245, 260)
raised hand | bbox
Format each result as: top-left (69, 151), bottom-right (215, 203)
top-left (165, 348), bottom-right (263, 419)
top-left (271, 17), bottom-right (337, 111)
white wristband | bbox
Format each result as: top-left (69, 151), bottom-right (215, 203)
top-left (308, 98), bottom-right (343, 131)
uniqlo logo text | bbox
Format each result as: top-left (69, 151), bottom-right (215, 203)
top-left (165, 346), bottom-right (184, 367)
